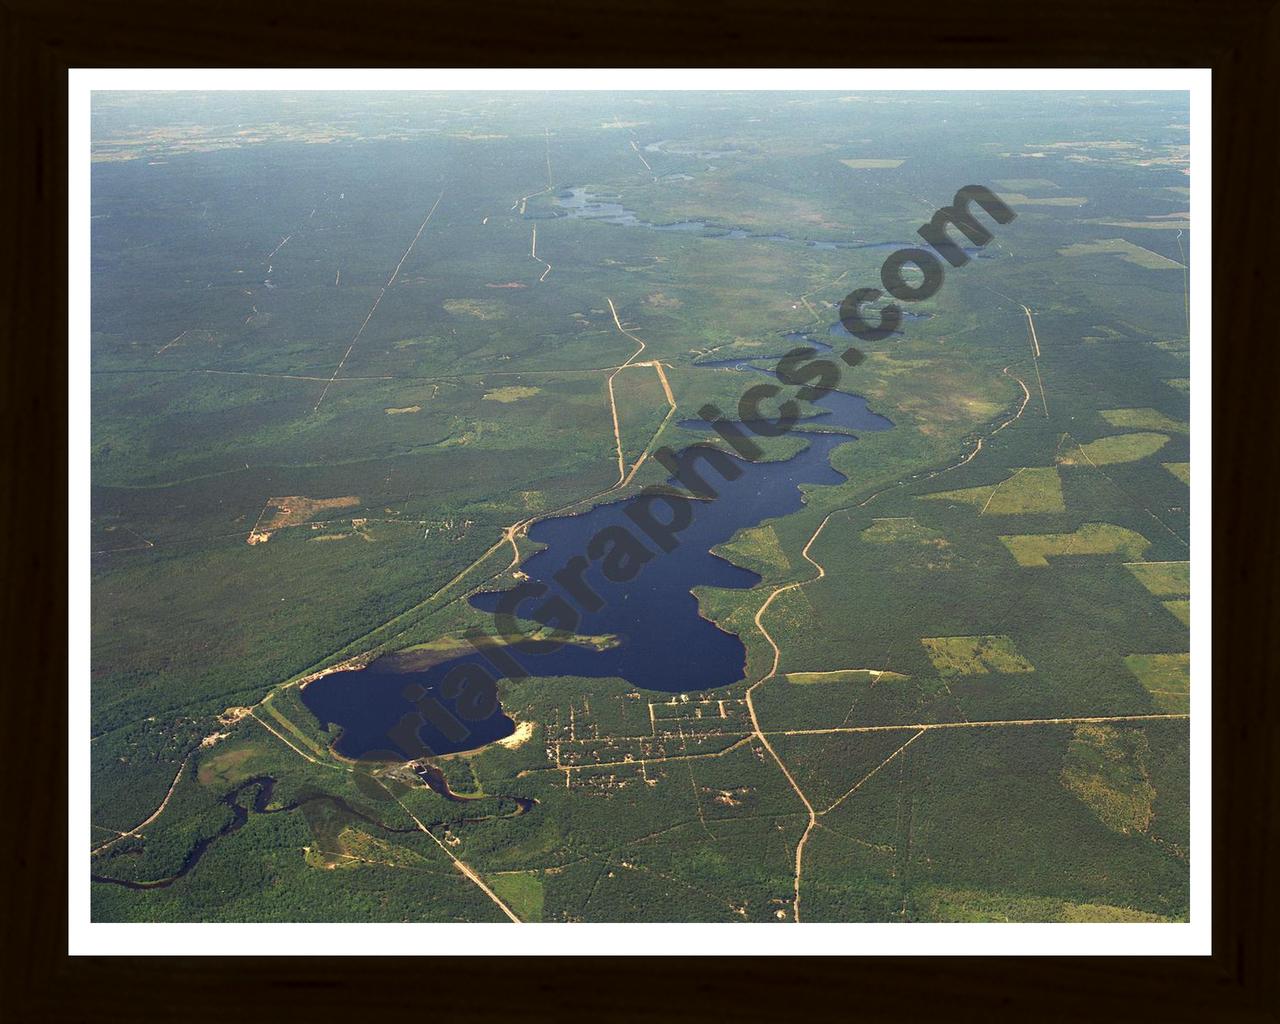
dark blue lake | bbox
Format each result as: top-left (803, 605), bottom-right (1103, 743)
top-left (302, 363), bottom-right (892, 760)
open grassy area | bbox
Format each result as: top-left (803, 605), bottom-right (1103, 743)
top-left (1061, 724), bottom-right (1156, 835)
top-left (1124, 653), bottom-right (1190, 713)
top-left (1101, 408), bottom-right (1188, 433)
top-left (1163, 600), bottom-right (1191, 625)
top-left (1000, 523), bottom-right (1151, 567)
top-left (839, 158), bottom-right (904, 169)
top-left (488, 871), bottom-right (546, 921)
top-left (920, 466), bottom-right (1065, 515)
top-left (920, 635), bottom-right (1035, 677)
top-left (784, 669), bottom-right (910, 685)
top-left (1057, 238), bottom-right (1184, 270)
top-left (1126, 560), bottom-right (1190, 597)
top-left (1058, 433), bottom-right (1170, 466)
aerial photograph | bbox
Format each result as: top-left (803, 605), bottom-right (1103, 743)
top-left (88, 89), bottom-right (1193, 925)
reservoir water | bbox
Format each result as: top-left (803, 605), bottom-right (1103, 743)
top-left (302, 360), bottom-right (893, 760)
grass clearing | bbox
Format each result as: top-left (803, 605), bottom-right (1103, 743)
top-left (1101, 408), bottom-right (1188, 433)
top-left (999, 192), bottom-right (1088, 207)
top-left (1000, 523), bottom-right (1150, 567)
top-left (994, 178), bottom-right (1059, 191)
top-left (1125, 560), bottom-right (1189, 597)
top-left (784, 669), bottom-right (910, 685)
top-left (914, 885), bottom-right (1174, 923)
top-left (1124, 653), bottom-right (1190, 713)
top-left (488, 871), bottom-right (545, 921)
top-left (919, 466), bottom-right (1064, 515)
top-left (442, 298), bottom-right (504, 320)
top-left (256, 495), bottom-right (360, 535)
top-left (1061, 725), bottom-right (1155, 835)
top-left (858, 517), bottom-right (954, 570)
top-left (1163, 600), bottom-right (1191, 625)
top-left (1058, 433), bottom-right (1169, 466)
top-left (840, 158), bottom-right (904, 169)
top-left (920, 635), bottom-right (1035, 677)
top-left (196, 744), bottom-right (263, 786)
top-left (1163, 462), bottom-right (1190, 485)
top-left (1057, 238), bottom-right (1183, 270)
top-left (482, 386), bottom-right (542, 403)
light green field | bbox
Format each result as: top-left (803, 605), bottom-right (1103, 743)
top-left (919, 466), bottom-right (1064, 515)
top-left (1164, 462), bottom-right (1190, 485)
top-left (488, 871), bottom-right (545, 922)
top-left (784, 669), bottom-right (910, 686)
top-left (1163, 600), bottom-right (1191, 625)
top-left (920, 635), bottom-right (1035, 677)
top-left (860, 517), bottom-right (935, 543)
top-left (483, 386), bottom-right (542, 403)
top-left (1058, 432), bottom-right (1169, 466)
top-left (1165, 378), bottom-right (1190, 393)
top-left (858, 517), bottom-right (955, 570)
top-left (442, 297), bottom-right (505, 320)
top-left (1101, 408), bottom-right (1188, 433)
top-left (999, 192), bottom-right (1088, 207)
top-left (1061, 725), bottom-right (1155, 835)
top-left (914, 885), bottom-right (1175, 923)
top-left (1126, 560), bottom-right (1190, 597)
top-left (839, 157), bottom-right (904, 169)
top-left (1057, 238), bottom-right (1184, 270)
top-left (994, 178), bottom-right (1059, 191)
top-left (1096, 219), bottom-right (1190, 231)
top-left (1000, 523), bottom-right (1150, 567)
top-left (1124, 653), bottom-right (1190, 713)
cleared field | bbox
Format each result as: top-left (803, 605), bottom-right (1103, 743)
top-left (250, 495), bottom-right (361, 543)
top-left (920, 635), bottom-right (1035, 677)
top-left (999, 192), bottom-right (1088, 207)
top-left (488, 871), bottom-right (545, 922)
top-left (1163, 600), bottom-right (1191, 625)
top-left (1096, 219), bottom-right (1190, 231)
top-left (1101, 408), bottom-right (1188, 433)
top-left (1164, 462), bottom-right (1190, 485)
top-left (442, 297), bottom-right (504, 320)
top-left (1124, 653), bottom-right (1190, 713)
top-left (994, 178), bottom-right (1059, 191)
top-left (1060, 724), bottom-right (1155, 835)
top-left (784, 669), bottom-right (910, 686)
top-left (1057, 238), bottom-right (1184, 270)
top-left (912, 885), bottom-right (1174, 923)
top-left (919, 466), bottom-right (1064, 515)
top-left (1126, 560), bottom-right (1190, 597)
top-left (860, 517), bottom-right (935, 543)
top-left (1058, 432), bottom-right (1169, 466)
top-left (483, 386), bottom-right (542, 403)
top-left (859, 517), bottom-right (954, 569)
top-left (839, 158), bottom-right (904, 169)
top-left (1000, 523), bottom-right (1151, 567)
